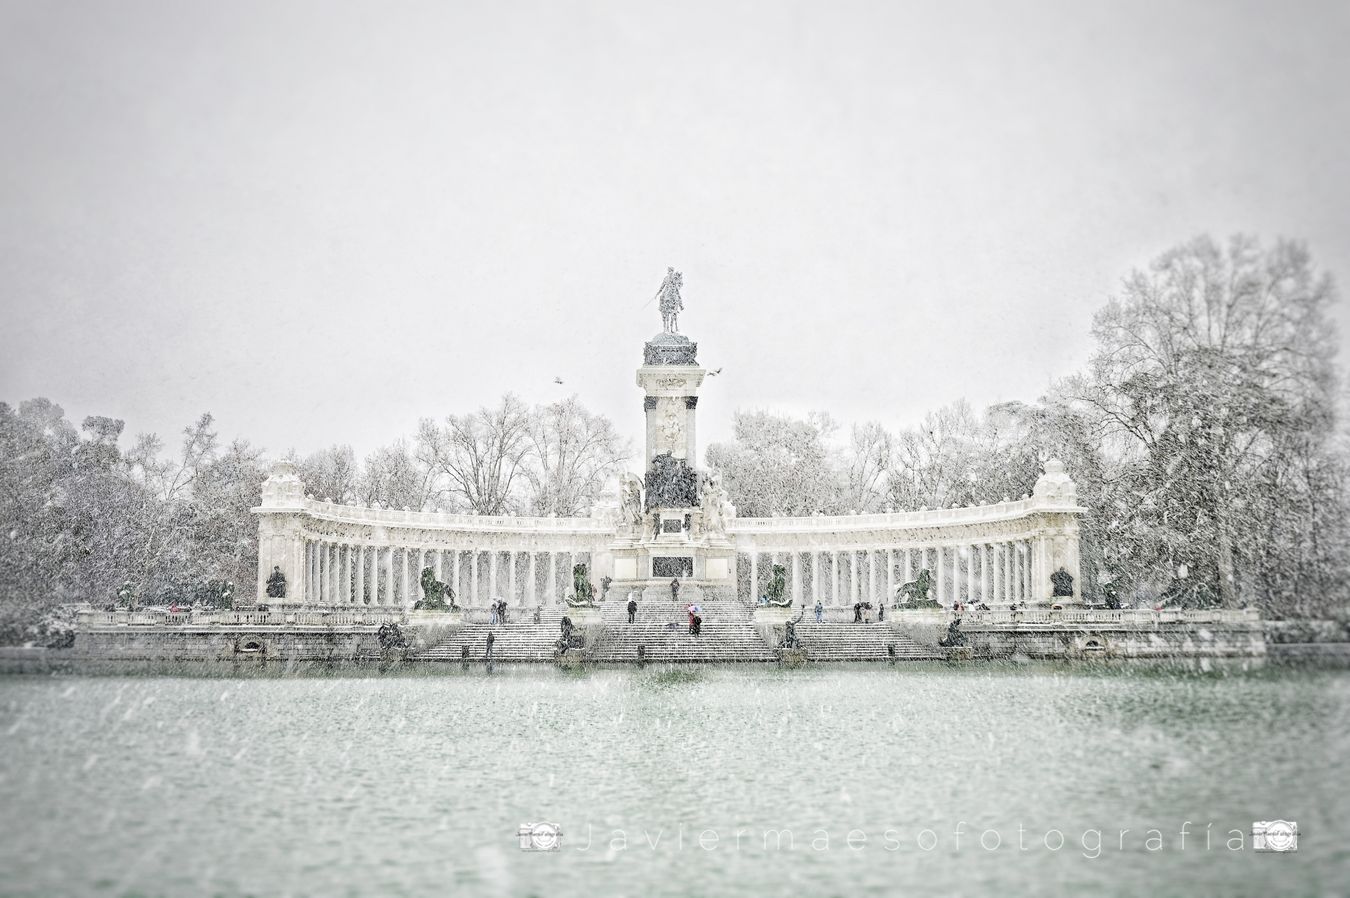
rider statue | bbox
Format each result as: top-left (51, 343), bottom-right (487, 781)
top-left (655, 267), bottom-right (684, 334)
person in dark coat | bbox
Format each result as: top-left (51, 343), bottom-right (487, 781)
top-left (627, 596), bottom-right (638, 623)
top-left (853, 602), bottom-right (863, 623)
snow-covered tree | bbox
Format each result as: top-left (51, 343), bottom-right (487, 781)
top-left (706, 410), bottom-right (842, 516)
top-left (522, 395), bottom-right (631, 517)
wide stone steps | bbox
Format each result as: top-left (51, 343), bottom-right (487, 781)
top-left (419, 623), bottom-right (562, 662)
top-left (600, 599), bottom-right (752, 624)
top-left (591, 598), bottom-right (773, 663)
top-left (592, 620), bottom-right (776, 663)
top-left (793, 622), bottom-right (942, 661)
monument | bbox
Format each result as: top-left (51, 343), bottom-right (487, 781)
top-left (607, 270), bottom-right (738, 602)
top-left (250, 268), bottom-right (1088, 613)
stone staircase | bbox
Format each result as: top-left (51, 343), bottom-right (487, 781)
top-left (590, 598), bottom-right (776, 663)
top-left (418, 608), bottom-right (570, 663)
top-left (792, 622), bottom-right (943, 661)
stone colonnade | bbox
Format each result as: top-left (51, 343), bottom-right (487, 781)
top-left (735, 543), bottom-right (1037, 607)
top-left (294, 542), bottom-right (599, 608)
top-left (255, 460), bottom-right (1086, 608)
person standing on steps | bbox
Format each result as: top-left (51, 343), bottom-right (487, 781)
top-left (485, 631), bottom-right (495, 661)
top-left (627, 594), bottom-right (638, 624)
top-left (670, 578), bottom-right (680, 603)
top-left (814, 600), bottom-right (824, 623)
top-left (853, 601), bottom-right (863, 623)
top-left (490, 601), bottom-right (499, 626)
top-left (877, 602), bottom-right (885, 623)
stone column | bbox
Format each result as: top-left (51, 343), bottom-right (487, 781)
top-left (993, 545), bottom-right (1004, 602)
top-left (935, 547), bottom-right (945, 606)
top-left (811, 551), bottom-right (821, 605)
top-left (470, 551), bottom-right (480, 606)
top-left (903, 548), bottom-right (912, 588)
top-left (549, 552), bottom-right (558, 603)
top-left (347, 544), bottom-right (357, 605)
top-left (791, 552), bottom-right (802, 604)
top-left (868, 550), bottom-right (877, 606)
top-left (831, 551), bottom-right (840, 605)
top-left (434, 549), bottom-right (443, 584)
top-left (340, 545), bottom-right (350, 604)
top-left (886, 549), bottom-right (895, 606)
top-left (528, 552), bottom-right (537, 605)
top-left (354, 545), bottom-right (365, 605)
top-left (402, 549), bottom-right (413, 608)
top-left (967, 546), bottom-right (976, 603)
top-left (488, 551), bottom-right (498, 602)
top-left (368, 546), bottom-right (378, 606)
top-left (748, 552), bottom-right (758, 603)
top-left (319, 541), bottom-right (327, 604)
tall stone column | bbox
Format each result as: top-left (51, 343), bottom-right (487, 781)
top-left (903, 549), bottom-right (912, 588)
top-left (528, 552), bottom-right (537, 605)
top-left (354, 545), bottom-right (364, 605)
top-left (340, 545), bottom-right (350, 604)
top-left (988, 545), bottom-right (999, 602)
top-left (368, 545), bottom-right (377, 606)
top-left (811, 552), bottom-right (821, 605)
top-left (470, 551), bottom-right (479, 606)
top-left (967, 546), bottom-right (976, 603)
top-left (791, 553), bottom-right (802, 604)
top-left (509, 551), bottom-right (519, 606)
top-left (434, 549), bottom-right (443, 584)
top-left (935, 547), bottom-right (945, 606)
top-left (886, 549), bottom-right (895, 606)
top-left (549, 552), bottom-right (558, 603)
top-left (749, 552), bottom-right (758, 603)
top-left (831, 551), bottom-right (840, 606)
top-left (322, 542), bottom-right (332, 605)
top-left (868, 550), bottom-right (877, 606)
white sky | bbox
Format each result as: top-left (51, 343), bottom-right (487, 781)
top-left (2, 0), bottom-right (1348, 463)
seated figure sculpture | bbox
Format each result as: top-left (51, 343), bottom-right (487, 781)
top-left (937, 618), bottom-right (966, 648)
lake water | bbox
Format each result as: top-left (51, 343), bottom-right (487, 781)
top-left (0, 662), bottom-right (1346, 897)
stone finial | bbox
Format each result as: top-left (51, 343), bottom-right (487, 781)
top-left (1033, 459), bottom-right (1078, 504)
top-left (260, 460), bottom-right (305, 509)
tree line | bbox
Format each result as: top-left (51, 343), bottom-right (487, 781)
top-left (0, 395), bottom-right (630, 641)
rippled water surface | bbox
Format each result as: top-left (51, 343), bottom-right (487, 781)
top-left (1, 663), bottom-right (1347, 897)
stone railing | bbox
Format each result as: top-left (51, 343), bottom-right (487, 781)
top-left (301, 498), bottom-right (613, 533)
top-left (728, 496), bottom-right (1063, 534)
top-left (890, 607), bottom-right (1261, 626)
top-left (76, 608), bottom-right (407, 629)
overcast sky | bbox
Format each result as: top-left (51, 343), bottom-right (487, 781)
top-left (2, 0), bottom-right (1347, 465)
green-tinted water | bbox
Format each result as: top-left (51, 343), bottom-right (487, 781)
top-left (0, 663), bottom-right (1345, 897)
